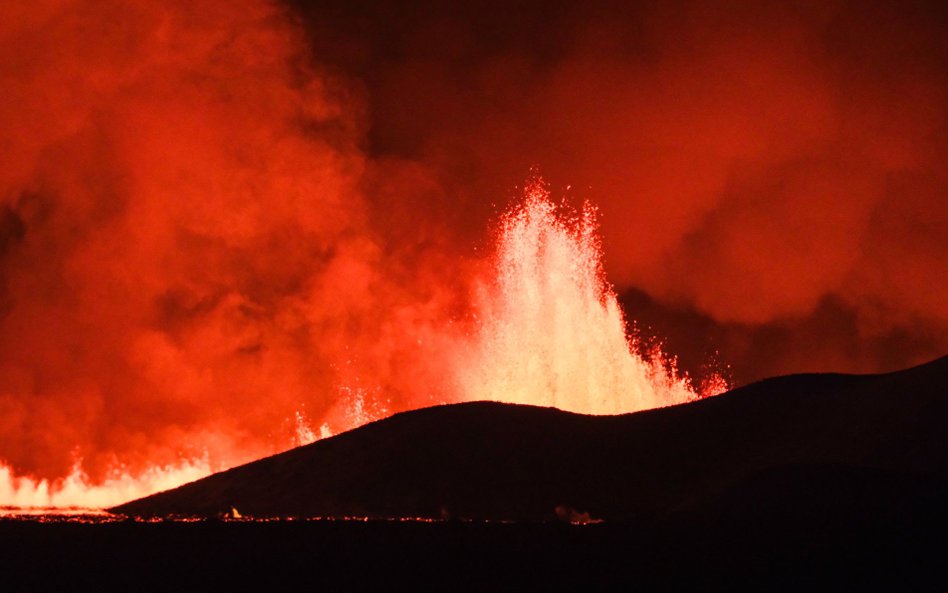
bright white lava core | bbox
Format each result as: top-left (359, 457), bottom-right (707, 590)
top-left (458, 177), bottom-right (707, 415)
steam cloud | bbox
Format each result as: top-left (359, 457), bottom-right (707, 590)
top-left (1, 0), bottom-right (947, 484)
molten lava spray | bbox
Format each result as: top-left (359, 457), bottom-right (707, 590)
top-left (460, 177), bottom-right (705, 414)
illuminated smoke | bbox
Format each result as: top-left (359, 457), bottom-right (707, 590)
top-left (0, 0), bottom-right (378, 488)
top-left (457, 177), bottom-right (707, 414)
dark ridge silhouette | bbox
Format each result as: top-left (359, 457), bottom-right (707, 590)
top-left (111, 355), bottom-right (948, 521)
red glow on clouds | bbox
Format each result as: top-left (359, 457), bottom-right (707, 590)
top-left (1, 0), bottom-right (387, 494)
top-left (1, 0), bottom-right (946, 506)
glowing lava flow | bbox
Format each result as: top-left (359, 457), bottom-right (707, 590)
top-left (0, 459), bottom-right (209, 512)
top-left (457, 178), bottom-right (722, 414)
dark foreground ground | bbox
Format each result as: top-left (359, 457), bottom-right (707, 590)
top-left (1, 510), bottom-right (946, 592)
top-left (5, 357), bottom-right (946, 591)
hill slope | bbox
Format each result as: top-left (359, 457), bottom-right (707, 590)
top-left (112, 356), bottom-right (948, 520)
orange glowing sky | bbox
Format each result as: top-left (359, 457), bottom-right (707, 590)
top-left (1, 0), bottom-right (946, 495)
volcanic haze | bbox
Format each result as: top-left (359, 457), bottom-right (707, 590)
top-left (1, 0), bottom-right (946, 495)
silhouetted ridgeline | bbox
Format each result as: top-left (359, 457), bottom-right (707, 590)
top-left (112, 356), bottom-right (948, 521)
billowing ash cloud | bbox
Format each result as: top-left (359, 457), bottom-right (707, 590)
top-left (1, 0), bottom-right (946, 483)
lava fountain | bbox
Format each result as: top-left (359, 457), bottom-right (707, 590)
top-left (457, 177), bottom-right (719, 415)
